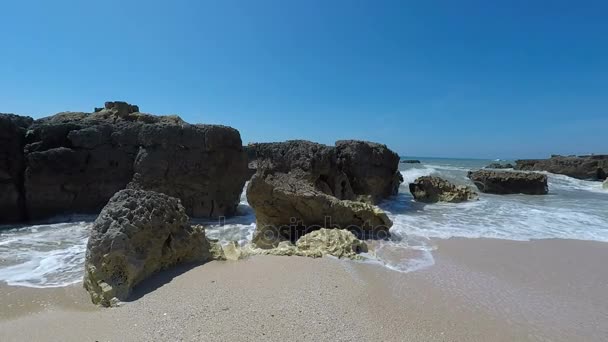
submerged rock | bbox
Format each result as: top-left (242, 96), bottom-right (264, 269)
top-left (409, 176), bottom-right (478, 203)
top-left (515, 155), bottom-right (608, 181)
top-left (83, 189), bottom-right (222, 307)
top-left (485, 163), bottom-right (514, 169)
top-left (0, 114), bottom-right (33, 222)
top-left (467, 170), bottom-right (548, 195)
top-left (400, 159), bottom-right (421, 164)
top-left (18, 101), bottom-right (248, 222)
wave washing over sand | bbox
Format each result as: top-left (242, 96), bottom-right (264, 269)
top-left (1, 158), bottom-right (607, 287)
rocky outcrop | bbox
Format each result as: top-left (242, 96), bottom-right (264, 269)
top-left (128, 123), bottom-right (247, 218)
top-left (485, 163), bottom-right (514, 169)
top-left (409, 176), bottom-right (478, 203)
top-left (468, 170), bottom-right (548, 195)
top-left (4, 101), bottom-right (248, 222)
top-left (246, 140), bottom-right (397, 248)
top-left (515, 155), bottom-right (608, 181)
top-left (247, 169), bottom-right (392, 248)
top-left (83, 189), bottom-right (222, 307)
top-left (0, 114), bottom-right (33, 222)
top-left (400, 159), bottom-right (421, 164)
top-left (335, 140), bottom-right (402, 203)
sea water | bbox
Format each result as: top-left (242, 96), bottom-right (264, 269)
top-left (1, 158), bottom-right (607, 287)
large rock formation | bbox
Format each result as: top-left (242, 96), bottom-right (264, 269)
top-left (409, 176), bottom-right (478, 203)
top-left (468, 170), bottom-right (548, 195)
top-left (246, 140), bottom-right (397, 248)
top-left (0, 114), bottom-right (33, 222)
top-left (335, 140), bottom-right (402, 203)
top-left (0, 101), bottom-right (248, 223)
top-left (83, 189), bottom-right (222, 307)
top-left (515, 155), bottom-right (608, 181)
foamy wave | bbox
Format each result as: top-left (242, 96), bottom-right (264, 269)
top-left (545, 172), bottom-right (608, 194)
top-left (0, 221), bottom-right (92, 287)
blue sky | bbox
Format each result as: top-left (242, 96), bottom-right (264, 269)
top-left (1, 0), bottom-right (606, 159)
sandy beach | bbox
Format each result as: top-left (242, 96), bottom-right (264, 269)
top-left (1, 237), bottom-right (606, 342)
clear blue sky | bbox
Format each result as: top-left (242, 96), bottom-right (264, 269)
top-left (1, 0), bottom-right (606, 159)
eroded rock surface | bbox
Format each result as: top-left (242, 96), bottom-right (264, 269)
top-left (468, 170), bottom-right (548, 195)
top-left (515, 155), bottom-right (608, 181)
top-left (229, 228), bottom-right (368, 260)
top-left (246, 140), bottom-right (397, 248)
top-left (485, 163), bottom-right (514, 169)
top-left (83, 189), bottom-right (222, 307)
top-left (409, 176), bottom-right (478, 203)
top-left (16, 101), bottom-right (247, 221)
top-left (0, 114), bottom-right (33, 222)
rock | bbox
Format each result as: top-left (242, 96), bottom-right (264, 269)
top-left (0, 114), bottom-right (33, 222)
top-left (83, 189), bottom-right (221, 306)
top-left (128, 123), bottom-right (248, 218)
top-left (18, 101), bottom-right (248, 222)
top-left (248, 169), bottom-right (392, 248)
top-left (335, 140), bottom-right (402, 203)
top-left (409, 176), bottom-right (478, 203)
top-left (400, 159), bottom-right (421, 164)
top-left (234, 229), bottom-right (368, 260)
top-left (468, 170), bottom-right (548, 195)
top-left (295, 228), bottom-right (368, 259)
top-left (515, 155), bottom-right (608, 181)
top-left (485, 163), bottom-right (514, 169)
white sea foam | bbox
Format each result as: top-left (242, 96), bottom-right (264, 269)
top-left (0, 220), bottom-right (92, 287)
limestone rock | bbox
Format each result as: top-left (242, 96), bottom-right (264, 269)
top-left (468, 170), bottom-right (548, 195)
top-left (247, 169), bottom-right (392, 249)
top-left (515, 155), bottom-right (608, 180)
top-left (234, 229), bottom-right (368, 260)
top-left (18, 101), bottom-right (248, 222)
top-left (83, 189), bottom-right (220, 307)
top-left (409, 176), bottom-right (478, 203)
top-left (295, 228), bottom-right (368, 259)
top-left (335, 140), bottom-right (402, 203)
top-left (0, 114), bottom-right (33, 222)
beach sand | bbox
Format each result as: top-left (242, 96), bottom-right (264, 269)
top-left (1, 238), bottom-right (607, 341)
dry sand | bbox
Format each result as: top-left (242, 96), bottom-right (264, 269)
top-left (1, 238), bottom-right (607, 341)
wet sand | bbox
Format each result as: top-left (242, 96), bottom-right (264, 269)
top-left (1, 238), bottom-right (607, 341)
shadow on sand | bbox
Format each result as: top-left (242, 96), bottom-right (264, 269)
top-left (124, 262), bottom-right (205, 302)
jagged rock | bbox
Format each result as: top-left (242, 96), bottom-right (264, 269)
top-left (0, 114), bottom-right (33, 222)
top-left (231, 228), bottom-right (368, 260)
top-left (468, 170), bottom-right (548, 195)
top-left (83, 189), bottom-right (222, 307)
top-left (19, 101), bottom-right (248, 221)
top-left (400, 159), bottom-right (421, 164)
top-left (409, 176), bottom-right (478, 203)
top-left (485, 163), bottom-right (514, 169)
top-left (335, 140), bottom-right (402, 203)
top-left (515, 155), bottom-right (608, 180)
top-left (247, 168), bottom-right (392, 249)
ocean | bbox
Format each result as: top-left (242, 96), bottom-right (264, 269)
top-left (1, 157), bottom-right (607, 287)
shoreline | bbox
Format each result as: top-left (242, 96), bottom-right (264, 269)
top-left (1, 237), bottom-right (608, 341)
